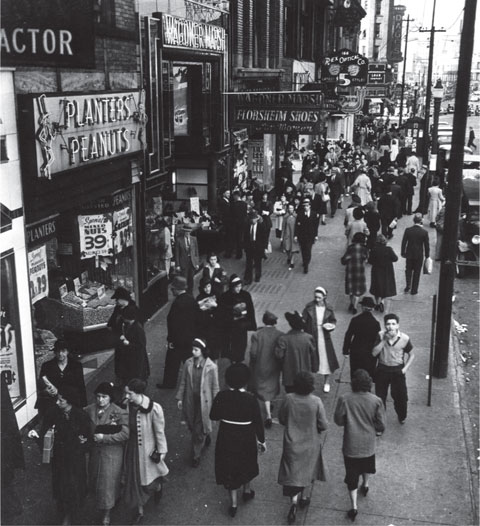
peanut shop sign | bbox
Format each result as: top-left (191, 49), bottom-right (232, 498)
top-left (33, 91), bottom-right (145, 179)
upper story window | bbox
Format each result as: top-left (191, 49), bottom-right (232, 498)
top-left (0, 136), bottom-right (8, 163)
top-left (375, 0), bottom-right (382, 16)
top-left (96, 0), bottom-right (116, 27)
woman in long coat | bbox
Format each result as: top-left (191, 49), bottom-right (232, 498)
top-left (369, 234), bottom-right (398, 312)
top-left (302, 287), bottom-right (339, 393)
top-left (427, 179), bottom-right (445, 227)
top-left (41, 385), bottom-right (91, 525)
top-left (176, 338), bottom-right (219, 467)
top-left (210, 363), bottom-right (265, 518)
top-left (352, 171), bottom-right (372, 205)
top-left (85, 382), bottom-right (129, 526)
top-left (341, 233), bottom-right (369, 314)
top-left (217, 275), bottom-right (257, 363)
top-left (123, 379), bottom-right (169, 524)
top-left (281, 203), bottom-right (297, 269)
top-left (249, 311), bottom-right (283, 427)
top-left (278, 372), bottom-right (328, 525)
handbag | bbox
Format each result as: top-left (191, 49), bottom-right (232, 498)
top-left (423, 257), bottom-right (433, 275)
top-left (150, 448), bottom-right (161, 464)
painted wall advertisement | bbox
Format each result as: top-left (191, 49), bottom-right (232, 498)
top-left (78, 214), bottom-right (114, 259)
top-left (28, 245), bottom-right (49, 303)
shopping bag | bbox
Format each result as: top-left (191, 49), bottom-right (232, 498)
top-left (423, 257), bottom-right (433, 274)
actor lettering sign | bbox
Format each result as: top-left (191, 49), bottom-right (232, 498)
top-left (232, 91), bottom-right (324, 134)
top-left (321, 49), bottom-right (368, 86)
top-left (1, 0), bottom-right (94, 67)
top-left (33, 91), bottom-right (145, 179)
top-left (161, 14), bottom-right (226, 53)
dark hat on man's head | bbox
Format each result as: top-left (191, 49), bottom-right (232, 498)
top-left (225, 363), bottom-right (250, 389)
top-left (182, 222), bottom-right (194, 231)
top-left (171, 276), bottom-right (187, 291)
top-left (285, 311), bottom-right (305, 331)
top-left (94, 381), bottom-right (115, 400)
top-left (112, 287), bottom-right (131, 301)
top-left (351, 194), bottom-right (361, 203)
top-left (262, 310), bottom-right (278, 325)
top-left (302, 197), bottom-right (311, 205)
top-left (248, 210), bottom-right (259, 219)
top-left (359, 296), bottom-right (376, 309)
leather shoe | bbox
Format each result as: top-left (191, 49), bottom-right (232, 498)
top-left (360, 484), bottom-right (369, 496)
top-left (347, 509), bottom-right (358, 522)
top-left (243, 490), bottom-right (255, 502)
top-left (404, 287), bottom-right (410, 293)
top-left (154, 486), bottom-right (163, 504)
top-left (287, 504), bottom-right (297, 524)
top-left (264, 418), bottom-right (272, 429)
top-left (299, 497), bottom-right (311, 508)
top-left (228, 506), bottom-right (237, 518)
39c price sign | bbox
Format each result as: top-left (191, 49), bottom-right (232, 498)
top-left (78, 214), bottom-right (113, 259)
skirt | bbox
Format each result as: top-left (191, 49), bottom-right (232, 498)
top-left (343, 454), bottom-right (376, 491)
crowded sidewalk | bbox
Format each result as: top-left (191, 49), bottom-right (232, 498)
top-left (9, 187), bottom-right (476, 526)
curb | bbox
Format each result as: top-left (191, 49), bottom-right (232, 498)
top-left (451, 323), bottom-right (479, 524)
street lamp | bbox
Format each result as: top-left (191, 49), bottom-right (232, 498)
top-left (431, 78), bottom-right (444, 154)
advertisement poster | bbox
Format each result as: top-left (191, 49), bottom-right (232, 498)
top-left (190, 197), bottom-right (200, 215)
top-left (78, 214), bottom-right (113, 259)
top-left (28, 245), bottom-right (49, 303)
top-left (0, 330), bottom-right (21, 398)
top-left (113, 207), bottom-right (133, 254)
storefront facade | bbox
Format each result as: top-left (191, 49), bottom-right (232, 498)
top-left (18, 90), bottom-right (144, 356)
top-left (0, 69), bottom-right (38, 428)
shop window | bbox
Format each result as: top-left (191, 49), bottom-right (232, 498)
top-left (1, 253), bottom-right (25, 404)
top-left (28, 190), bottom-right (136, 358)
top-left (145, 188), bottom-right (173, 284)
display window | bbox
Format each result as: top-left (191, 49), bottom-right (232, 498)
top-left (28, 189), bottom-right (136, 362)
top-left (1, 252), bottom-right (25, 404)
top-left (145, 187), bottom-right (173, 284)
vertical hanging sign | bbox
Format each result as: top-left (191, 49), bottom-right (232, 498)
top-left (28, 245), bottom-right (49, 303)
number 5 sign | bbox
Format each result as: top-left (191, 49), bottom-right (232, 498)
top-left (78, 214), bottom-right (113, 259)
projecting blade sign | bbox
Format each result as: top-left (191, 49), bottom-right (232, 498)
top-left (321, 49), bottom-right (368, 86)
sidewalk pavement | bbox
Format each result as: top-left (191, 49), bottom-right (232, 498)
top-left (10, 190), bottom-right (477, 526)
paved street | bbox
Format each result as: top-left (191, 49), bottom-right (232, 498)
top-left (11, 187), bottom-right (477, 526)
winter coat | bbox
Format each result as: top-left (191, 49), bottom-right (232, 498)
top-left (250, 326), bottom-right (284, 401)
top-left (167, 292), bottom-right (200, 359)
top-left (302, 301), bottom-right (339, 373)
top-left (281, 213), bottom-right (297, 252)
top-left (274, 330), bottom-right (317, 387)
top-left (129, 396), bottom-right (169, 486)
top-left (85, 402), bottom-right (129, 509)
top-left (117, 321), bottom-right (150, 382)
top-left (369, 243), bottom-right (398, 298)
top-left (341, 243), bottom-right (368, 296)
top-left (278, 393), bottom-right (328, 487)
top-left (176, 357), bottom-right (219, 434)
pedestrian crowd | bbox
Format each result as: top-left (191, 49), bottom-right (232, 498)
top-left (25, 131), bottom-right (434, 526)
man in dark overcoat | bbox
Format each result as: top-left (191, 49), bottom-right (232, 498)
top-left (231, 191), bottom-right (248, 259)
top-left (274, 312), bottom-right (317, 392)
top-left (243, 210), bottom-right (268, 284)
top-left (217, 190), bottom-right (233, 257)
top-left (342, 297), bottom-right (381, 380)
top-left (401, 213), bottom-right (430, 295)
top-left (175, 223), bottom-right (200, 295)
top-left (159, 276), bottom-right (200, 388)
top-left (294, 198), bottom-right (319, 274)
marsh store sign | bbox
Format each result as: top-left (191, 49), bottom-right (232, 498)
top-left (1, 0), bottom-right (94, 67)
top-left (33, 91), bottom-right (145, 179)
top-left (232, 92), bottom-right (324, 134)
top-left (161, 14), bottom-right (226, 53)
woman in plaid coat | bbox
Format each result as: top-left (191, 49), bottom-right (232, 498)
top-left (341, 233), bottom-right (369, 314)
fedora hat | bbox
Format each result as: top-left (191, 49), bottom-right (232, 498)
top-left (171, 276), bottom-right (187, 291)
top-left (285, 311), bottom-right (305, 330)
top-left (359, 296), bottom-right (376, 309)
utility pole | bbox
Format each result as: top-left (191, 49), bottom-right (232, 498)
top-left (398, 15), bottom-right (413, 127)
top-left (433, 0), bottom-right (477, 378)
top-left (416, 0), bottom-right (445, 212)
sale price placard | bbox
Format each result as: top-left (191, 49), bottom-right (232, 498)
top-left (78, 214), bottom-right (113, 259)
top-left (28, 245), bottom-right (49, 303)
